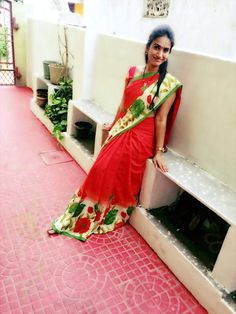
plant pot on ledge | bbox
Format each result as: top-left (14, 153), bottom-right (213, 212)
top-left (43, 60), bottom-right (57, 80)
top-left (36, 89), bottom-right (48, 108)
top-left (49, 63), bottom-right (66, 85)
top-left (74, 121), bottom-right (92, 139)
top-left (36, 96), bottom-right (47, 108)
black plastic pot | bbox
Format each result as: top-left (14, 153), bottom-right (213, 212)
top-left (74, 121), bottom-right (92, 139)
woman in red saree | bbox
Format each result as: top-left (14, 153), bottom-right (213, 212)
top-left (48, 25), bottom-right (182, 241)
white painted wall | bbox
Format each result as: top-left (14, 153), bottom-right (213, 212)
top-left (83, 33), bottom-right (144, 112)
top-left (16, 0), bottom-right (236, 85)
top-left (84, 0), bottom-right (236, 60)
top-left (26, 19), bottom-right (85, 99)
top-left (168, 49), bottom-right (236, 190)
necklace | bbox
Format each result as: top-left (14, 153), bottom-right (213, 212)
top-left (143, 64), bottom-right (159, 76)
top-left (142, 65), bottom-right (159, 89)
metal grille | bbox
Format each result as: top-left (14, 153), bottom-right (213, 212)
top-left (0, 0), bottom-right (15, 85)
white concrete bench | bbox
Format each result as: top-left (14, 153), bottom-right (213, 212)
top-left (140, 150), bottom-right (236, 288)
top-left (65, 99), bottom-right (114, 172)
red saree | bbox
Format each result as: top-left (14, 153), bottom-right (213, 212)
top-left (52, 66), bottom-right (182, 241)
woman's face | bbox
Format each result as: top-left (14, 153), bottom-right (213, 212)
top-left (146, 35), bottom-right (171, 69)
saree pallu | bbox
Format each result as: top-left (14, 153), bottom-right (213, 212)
top-left (52, 67), bottom-right (182, 241)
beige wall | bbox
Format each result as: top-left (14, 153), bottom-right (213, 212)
top-left (168, 50), bottom-right (236, 189)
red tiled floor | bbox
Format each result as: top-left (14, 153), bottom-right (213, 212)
top-left (0, 86), bottom-right (207, 313)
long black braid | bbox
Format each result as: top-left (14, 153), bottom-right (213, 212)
top-left (145, 25), bottom-right (175, 107)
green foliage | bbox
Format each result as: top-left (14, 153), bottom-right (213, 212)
top-left (52, 79), bottom-right (73, 100)
top-left (44, 79), bottom-right (72, 140)
top-left (0, 41), bottom-right (7, 59)
top-left (0, 27), bottom-right (8, 60)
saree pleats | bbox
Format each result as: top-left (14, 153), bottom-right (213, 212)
top-left (52, 118), bottom-right (155, 240)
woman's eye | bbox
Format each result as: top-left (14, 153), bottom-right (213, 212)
top-left (164, 48), bottom-right (170, 53)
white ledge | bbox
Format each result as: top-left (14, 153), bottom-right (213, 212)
top-left (154, 149), bottom-right (236, 226)
top-left (37, 76), bottom-right (59, 90)
top-left (70, 99), bottom-right (114, 125)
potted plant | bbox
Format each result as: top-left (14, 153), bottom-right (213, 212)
top-left (44, 78), bottom-right (73, 140)
top-left (44, 3), bottom-right (73, 139)
top-left (43, 60), bottom-right (57, 80)
top-left (48, 25), bottom-right (70, 85)
top-left (49, 62), bottom-right (66, 85)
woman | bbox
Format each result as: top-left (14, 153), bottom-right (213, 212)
top-left (48, 25), bottom-right (182, 241)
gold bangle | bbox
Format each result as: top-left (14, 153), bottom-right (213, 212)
top-left (155, 147), bottom-right (165, 153)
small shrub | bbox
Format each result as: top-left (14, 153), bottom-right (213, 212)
top-left (44, 78), bottom-right (73, 140)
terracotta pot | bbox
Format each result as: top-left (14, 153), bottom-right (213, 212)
top-left (49, 63), bottom-right (66, 85)
top-left (36, 96), bottom-right (47, 108)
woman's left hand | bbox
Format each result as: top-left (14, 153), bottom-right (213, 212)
top-left (102, 123), bottom-right (112, 131)
top-left (152, 152), bottom-right (168, 172)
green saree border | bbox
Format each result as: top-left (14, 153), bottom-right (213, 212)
top-left (52, 221), bottom-right (86, 242)
top-left (104, 83), bottom-right (182, 146)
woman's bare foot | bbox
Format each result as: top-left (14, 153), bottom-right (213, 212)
top-left (47, 229), bottom-right (57, 236)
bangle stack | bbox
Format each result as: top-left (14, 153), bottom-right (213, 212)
top-left (155, 146), bottom-right (167, 153)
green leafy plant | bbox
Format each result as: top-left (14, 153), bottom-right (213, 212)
top-left (0, 27), bottom-right (8, 60)
top-left (0, 40), bottom-right (7, 59)
top-left (44, 79), bottom-right (73, 140)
